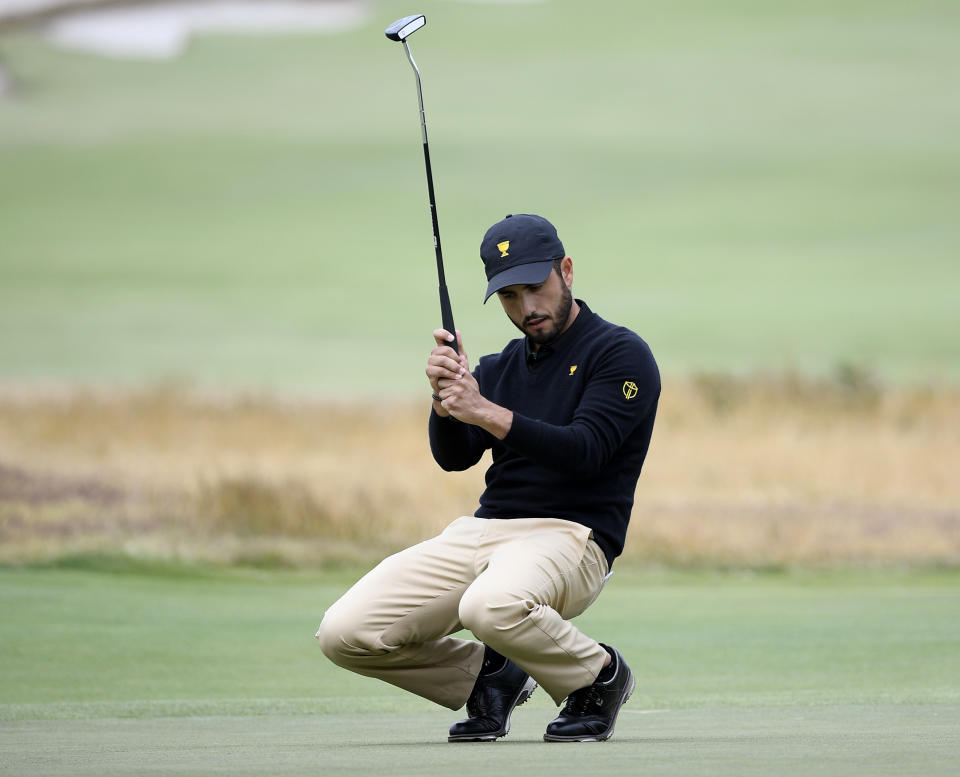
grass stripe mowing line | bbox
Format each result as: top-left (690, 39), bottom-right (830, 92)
top-left (0, 696), bottom-right (424, 722)
top-left (6, 686), bottom-right (960, 723)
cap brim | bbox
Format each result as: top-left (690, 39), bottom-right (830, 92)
top-left (483, 260), bottom-right (556, 303)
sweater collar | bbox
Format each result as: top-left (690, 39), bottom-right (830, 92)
top-left (525, 300), bottom-right (592, 364)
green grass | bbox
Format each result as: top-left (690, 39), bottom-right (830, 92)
top-left (1, 0), bottom-right (959, 395)
top-left (2, 707), bottom-right (957, 777)
top-left (1, 565), bottom-right (958, 775)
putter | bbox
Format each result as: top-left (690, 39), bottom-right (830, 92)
top-left (385, 14), bottom-right (458, 353)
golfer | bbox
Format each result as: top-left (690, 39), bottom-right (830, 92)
top-left (316, 214), bottom-right (660, 742)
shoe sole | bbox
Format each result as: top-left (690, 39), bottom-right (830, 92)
top-left (448, 676), bottom-right (538, 742)
top-left (542, 670), bottom-right (635, 743)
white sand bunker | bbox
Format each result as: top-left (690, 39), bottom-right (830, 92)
top-left (45, 0), bottom-right (371, 59)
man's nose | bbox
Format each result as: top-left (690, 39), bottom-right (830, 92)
top-left (520, 293), bottom-right (537, 317)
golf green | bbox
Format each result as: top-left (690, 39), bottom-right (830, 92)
top-left (1, 566), bottom-right (957, 775)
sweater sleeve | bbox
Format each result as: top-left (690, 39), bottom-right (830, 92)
top-left (428, 410), bottom-right (489, 471)
top-left (428, 358), bottom-right (493, 472)
top-left (502, 335), bottom-right (660, 476)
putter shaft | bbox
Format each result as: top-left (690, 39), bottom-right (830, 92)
top-left (387, 15), bottom-right (457, 352)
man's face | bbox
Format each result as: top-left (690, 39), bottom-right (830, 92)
top-left (496, 258), bottom-right (575, 347)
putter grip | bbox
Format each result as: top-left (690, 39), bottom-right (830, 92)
top-left (439, 284), bottom-right (458, 354)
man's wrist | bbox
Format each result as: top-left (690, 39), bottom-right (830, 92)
top-left (478, 403), bottom-right (513, 440)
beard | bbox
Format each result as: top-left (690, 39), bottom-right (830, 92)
top-left (513, 278), bottom-right (574, 347)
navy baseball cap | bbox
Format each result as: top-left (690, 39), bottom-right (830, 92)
top-left (480, 214), bottom-right (566, 302)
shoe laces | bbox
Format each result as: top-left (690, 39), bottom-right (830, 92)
top-left (465, 686), bottom-right (482, 718)
top-left (560, 684), bottom-right (603, 717)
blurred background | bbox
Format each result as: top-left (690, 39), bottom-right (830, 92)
top-left (1, 0), bottom-right (958, 567)
top-left (2, 0), bottom-right (958, 393)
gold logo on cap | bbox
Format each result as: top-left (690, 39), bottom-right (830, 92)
top-left (569, 365), bottom-right (578, 376)
top-left (622, 381), bottom-right (638, 400)
top-left (497, 240), bottom-right (510, 258)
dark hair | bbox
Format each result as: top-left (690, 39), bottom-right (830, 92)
top-left (552, 258), bottom-right (563, 276)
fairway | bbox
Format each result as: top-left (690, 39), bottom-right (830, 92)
top-left (1, 0), bottom-right (958, 394)
top-left (1, 566), bottom-right (958, 776)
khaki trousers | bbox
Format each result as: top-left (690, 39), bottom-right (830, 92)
top-left (315, 516), bottom-right (610, 709)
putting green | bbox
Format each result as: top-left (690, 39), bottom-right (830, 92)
top-left (1, 566), bottom-right (957, 775)
top-left (2, 705), bottom-right (958, 777)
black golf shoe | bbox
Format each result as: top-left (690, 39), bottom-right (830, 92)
top-left (448, 655), bottom-right (537, 742)
top-left (543, 644), bottom-right (635, 742)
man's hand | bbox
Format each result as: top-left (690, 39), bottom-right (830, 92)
top-left (426, 329), bottom-right (466, 418)
top-left (425, 329), bottom-right (512, 439)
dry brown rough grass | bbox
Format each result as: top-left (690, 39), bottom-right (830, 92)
top-left (0, 375), bottom-right (958, 568)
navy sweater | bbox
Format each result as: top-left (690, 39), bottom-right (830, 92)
top-left (429, 301), bottom-right (660, 567)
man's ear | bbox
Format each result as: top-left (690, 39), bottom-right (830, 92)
top-left (561, 255), bottom-right (574, 287)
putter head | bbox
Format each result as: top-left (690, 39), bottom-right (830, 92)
top-left (385, 14), bottom-right (426, 41)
